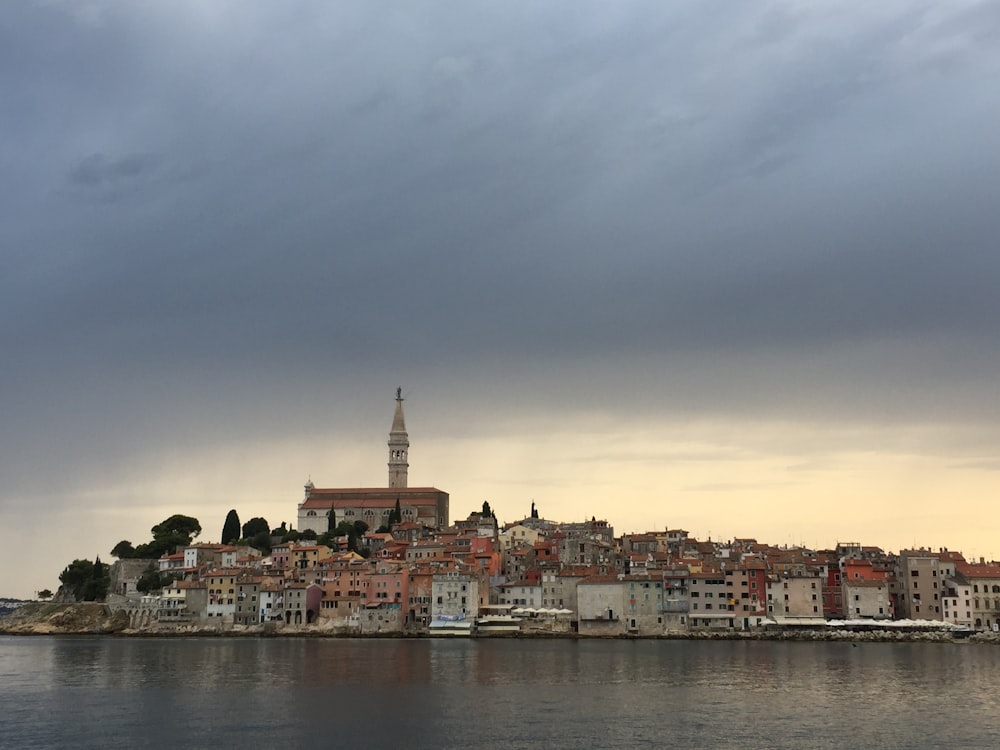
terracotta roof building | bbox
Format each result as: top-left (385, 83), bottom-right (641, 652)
top-left (296, 390), bottom-right (449, 533)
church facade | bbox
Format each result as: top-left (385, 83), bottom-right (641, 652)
top-left (296, 390), bottom-right (450, 534)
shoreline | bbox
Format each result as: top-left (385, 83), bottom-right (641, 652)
top-left (4, 602), bottom-right (998, 643)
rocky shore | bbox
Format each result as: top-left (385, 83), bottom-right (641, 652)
top-left (4, 602), bottom-right (1000, 644)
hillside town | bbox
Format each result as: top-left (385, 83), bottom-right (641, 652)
top-left (44, 393), bottom-right (1000, 637)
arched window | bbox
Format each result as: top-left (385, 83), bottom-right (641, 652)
top-left (306, 511), bottom-right (317, 517)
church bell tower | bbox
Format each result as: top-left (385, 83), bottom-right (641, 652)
top-left (388, 387), bottom-right (409, 488)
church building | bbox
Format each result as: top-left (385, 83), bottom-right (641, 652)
top-left (296, 389), bottom-right (450, 533)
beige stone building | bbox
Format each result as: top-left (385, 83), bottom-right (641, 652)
top-left (577, 575), bottom-right (626, 636)
top-left (767, 572), bottom-right (824, 622)
top-left (842, 579), bottom-right (891, 620)
top-left (895, 549), bottom-right (944, 620)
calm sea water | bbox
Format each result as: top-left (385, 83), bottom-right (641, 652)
top-left (2, 636), bottom-right (999, 749)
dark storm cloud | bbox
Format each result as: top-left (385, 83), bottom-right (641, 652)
top-left (3, 0), bottom-right (1000, 505)
top-left (67, 152), bottom-right (157, 187)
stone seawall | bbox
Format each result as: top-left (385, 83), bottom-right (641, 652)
top-left (4, 603), bottom-right (1000, 644)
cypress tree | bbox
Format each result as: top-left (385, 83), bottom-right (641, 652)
top-left (222, 509), bottom-right (241, 544)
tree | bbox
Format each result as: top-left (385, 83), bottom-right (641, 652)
top-left (136, 564), bottom-right (163, 594)
top-left (60, 557), bottom-right (109, 601)
top-left (482, 500), bottom-right (492, 518)
top-left (221, 509), bottom-right (241, 545)
top-left (81, 556), bottom-right (110, 601)
top-left (250, 530), bottom-right (272, 554)
top-left (391, 498), bottom-right (403, 525)
top-left (242, 517), bottom-right (270, 539)
top-left (327, 509), bottom-right (336, 532)
top-left (59, 559), bottom-right (95, 600)
top-left (133, 514), bottom-right (202, 558)
top-left (151, 514), bottom-right (202, 542)
top-left (298, 529), bottom-right (317, 541)
top-left (110, 540), bottom-right (136, 559)
top-left (37, 589), bottom-right (53, 600)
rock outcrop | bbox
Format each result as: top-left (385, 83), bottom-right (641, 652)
top-left (0, 602), bottom-right (129, 635)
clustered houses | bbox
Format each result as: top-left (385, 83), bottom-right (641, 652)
top-left (108, 393), bottom-right (1000, 635)
top-left (118, 516), bottom-right (1000, 636)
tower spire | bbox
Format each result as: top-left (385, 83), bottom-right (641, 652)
top-left (388, 387), bottom-right (409, 488)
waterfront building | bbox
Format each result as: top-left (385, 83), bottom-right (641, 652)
top-left (577, 575), bottom-right (626, 636)
top-left (688, 569), bottom-right (733, 629)
top-left (496, 579), bottom-right (542, 609)
top-left (431, 567), bottom-right (485, 624)
top-left (205, 568), bottom-right (242, 621)
top-left (623, 573), bottom-right (667, 635)
top-left (895, 549), bottom-right (944, 620)
top-left (843, 578), bottom-right (892, 620)
top-left (283, 582), bottom-right (321, 625)
top-left (951, 561), bottom-right (1000, 630)
top-left (766, 570), bottom-right (825, 624)
top-left (406, 565), bottom-right (436, 626)
top-left (234, 577), bottom-right (262, 626)
top-left (661, 566), bottom-right (690, 631)
top-left (726, 558), bottom-right (768, 628)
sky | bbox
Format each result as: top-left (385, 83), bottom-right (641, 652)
top-left (3, 1), bottom-right (1000, 599)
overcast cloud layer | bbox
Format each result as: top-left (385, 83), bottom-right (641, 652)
top-left (3, 1), bottom-right (1000, 597)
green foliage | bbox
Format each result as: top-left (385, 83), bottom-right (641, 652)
top-left (152, 514), bottom-right (202, 541)
top-left (250, 530), bottom-right (272, 554)
top-left (270, 521), bottom-right (287, 536)
top-left (331, 521), bottom-right (364, 553)
top-left (110, 540), bottom-right (137, 559)
top-left (59, 558), bottom-right (110, 601)
top-left (136, 564), bottom-right (167, 594)
top-left (385, 498), bottom-right (402, 527)
top-left (482, 500), bottom-right (492, 518)
top-left (298, 529), bottom-right (317, 541)
top-left (327, 509), bottom-right (336, 532)
top-left (132, 514), bottom-right (202, 558)
top-left (221, 509), bottom-right (241, 545)
top-left (37, 589), bottom-right (53, 600)
top-left (242, 517), bottom-right (270, 539)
